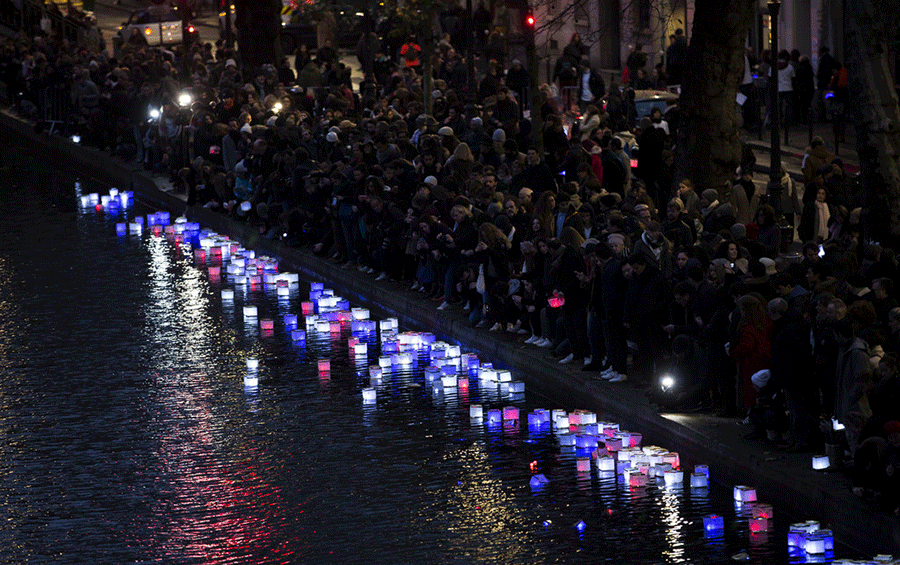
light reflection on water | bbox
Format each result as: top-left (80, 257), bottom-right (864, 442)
top-left (0, 163), bottom-right (822, 564)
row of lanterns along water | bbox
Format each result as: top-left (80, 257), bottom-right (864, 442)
top-left (82, 188), bottom-right (897, 564)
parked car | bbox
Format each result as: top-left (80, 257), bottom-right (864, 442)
top-left (118, 6), bottom-right (198, 47)
top-left (631, 89), bottom-right (678, 119)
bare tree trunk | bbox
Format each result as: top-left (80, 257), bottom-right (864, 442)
top-left (676, 0), bottom-right (753, 200)
top-left (845, 0), bottom-right (900, 246)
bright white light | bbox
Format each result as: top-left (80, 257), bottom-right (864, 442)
top-left (272, 102), bottom-right (282, 113)
top-left (178, 92), bottom-right (192, 107)
top-left (661, 375), bottom-right (675, 390)
top-left (149, 108), bottom-right (160, 120)
top-left (71, 134), bottom-right (81, 143)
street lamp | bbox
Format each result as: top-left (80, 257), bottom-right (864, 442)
top-left (767, 0), bottom-right (782, 217)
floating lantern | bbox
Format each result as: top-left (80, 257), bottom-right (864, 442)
top-left (378, 356), bottom-right (391, 368)
top-left (576, 458), bottom-right (591, 472)
top-left (354, 342), bottom-right (368, 356)
top-left (574, 520), bottom-right (587, 533)
top-left (369, 366), bottom-right (383, 379)
top-left (129, 222), bottom-right (142, 234)
top-left (243, 306), bottom-right (258, 318)
top-left (496, 370), bottom-right (512, 382)
top-left (812, 454), bottom-right (830, 470)
top-left (558, 433), bottom-right (576, 447)
top-left (315, 320), bottom-right (331, 333)
top-left (317, 359), bottom-right (331, 373)
top-left (479, 368), bottom-right (497, 381)
top-left (605, 437), bottom-right (623, 451)
top-left (277, 286), bottom-right (290, 297)
top-left (208, 266), bottom-right (221, 277)
top-left (530, 474), bottom-right (550, 489)
top-left (487, 409), bottom-right (502, 424)
top-left (362, 387), bottom-right (377, 403)
top-left (284, 314), bottom-right (298, 329)
top-left (664, 470), bottom-right (684, 486)
top-left (749, 517), bottom-right (769, 533)
top-left (469, 404), bottom-right (483, 419)
top-left (752, 504), bottom-right (773, 520)
top-left (662, 452), bottom-right (680, 468)
top-left (116, 223), bottom-right (127, 236)
top-left (301, 302), bottom-right (314, 315)
top-left (220, 289), bottom-right (234, 301)
top-left (818, 530), bottom-right (834, 551)
top-left (733, 485), bottom-right (757, 502)
top-left (627, 469), bottom-right (647, 487)
top-left (616, 460), bottom-right (631, 474)
top-left (703, 515), bottom-right (724, 534)
top-left (804, 532), bottom-right (826, 554)
top-left (291, 329), bottom-right (306, 342)
top-left (690, 473), bottom-right (709, 488)
top-left (246, 358), bottom-right (259, 370)
top-left (260, 319), bottom-right (274, 330)
top-left (351, 308), bottom-right (369, 320)
top-left (502, 406), bottom-right (519, 420)
top-left (695, 464), bottom-right (709, 477)
top-left (234, 275), bottom-right (247, 285)
top-left (596, 456), bottom-right (616, 472)
top-left (244, 373), bottom-right (258, 387)
top-left (441, 375), bottom-right (457, 388)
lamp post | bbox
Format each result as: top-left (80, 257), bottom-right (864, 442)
top-left (767, 0), bottom-right (782, 217)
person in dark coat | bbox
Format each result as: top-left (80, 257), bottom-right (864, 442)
top-left (768, 297), bottom-right (815, 450)
top-left (623, 253), bottom-right (669, 386)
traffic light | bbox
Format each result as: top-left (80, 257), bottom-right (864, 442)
top-left (524, 13), bottom-right (535, 29)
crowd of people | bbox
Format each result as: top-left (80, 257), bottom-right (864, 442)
top-left (1, 10), bottom-right (898, 514)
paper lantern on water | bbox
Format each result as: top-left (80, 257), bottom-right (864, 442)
top-left (596, 456), bottom-right (615, 472)
top-left (502, 406), bottom-right (519, 420)
top-left (315, 320), bottom-right (331, 333)
top-left (812, 454), bottom-right (830, 470)
top-left (558, 433), bottom-right (576, 447)
top-left (317, 359), bottom-right (331, 373)
top-left (284, 314), bottom-right (298, 329)
top-left (441, 375), bottom-right (458, 388)
top-left (277, 286), bottom-right (290, 297)
top-left (530, 474), bottom-right (549, 489)
top-left (458, 377), bottom-right (469, 389)
top-left (703, 515), bottom-right (725, 534)
top-left (752, 504), bottom-right (773, 520)
top-left (575, 435), bottom-right (597, 450)
top-left (662, 452), bottom-right (680, 469)
top-left (246, 358), bottom-right (259, 370)
top-left (234, 275), bottom-right (247, 285)
top-left (616, 460), bottom-right (631, 474)
top-left (496, 370), bottom-right (512, 382)
top-left (576, 458), bottom-right (592, 473)
top-left (574, 520), bottom-right (587, 533)
top-left (244, 373), bottom-right (259, 387)
top-left (129, 222), bottom-right (142, 234)
top-left (310, 282), bottom-right (324, 292)
top-left (362, 387), bottom-right (377, 403)
top-left (605, 437), bottom-right (623, 451)
top-left (733, 485), bottom-right (757, 502)
top-left (116, 223), bottom-right (127, 236)
top-left (690, 473), bottom-right (709, 488)
top-left (301, 302), bottom-right (314, 315)
top-left (469, 404), bottom-right (483, 419)
top-left (627, 469), bottom-right (647, 487)
top-left (664, 470), bottom-right (684, 486)
top-left (803, 532), bottom-right (826, 554)
top-left (208, 266), bottom-right (221, 277)
top-left (260, 319), bottom-right (274, 330)
top-left (695, 464), bottom-right (709, 477)
top-left (653, 463), bottom-right (672, 477)
top-left (353, 342), bottom-right (368, 356)
top-left (291, 329), bottom-right (306, 342)
top-left (221, 289), bottom-right (234, 301)
top-left (243, 306), bottom-right (258, 318)
top-left (749, 517), bottom-right (769, 533)
top-left (818, 530), bottom-right (834, 551)
top-left (487, 409), bottom-right (502, 424)
top-left (369, 365), bottom-right (383, 379)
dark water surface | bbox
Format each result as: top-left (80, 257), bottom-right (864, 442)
top-left (0, 160), bottom-right (834, 564)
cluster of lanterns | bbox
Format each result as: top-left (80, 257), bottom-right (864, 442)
top-left (98, 206), bottom-right (900, 564)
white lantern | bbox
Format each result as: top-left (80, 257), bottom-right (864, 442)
top-left (362, 387), bottom-right (377, 403)
top-left (733, 485), bottom-right (757, 503)
top-left (559, 433), bottom-right (576, 446)
top-left (221, 289), bottom-right (234, 300)
top-left (508, 381), bottom-right (525, 393)
top-left (369, 365), bottom-right (383, 379)
top-left (690, 473), bottom-right (709, 488)
top-left (291, 329), bottom-right (306, 342)
top-left (243, 306), bottom-right (258, 318)
top-left (441, 375), bottom-right (458, 388)
top-left (596, 456), bottom-right (616, 472)
top-left (354, 343), bottom-right (368, 356)
top-left (664, 470), bottom-right (684, 486)
top-left (244, 374), bottom-right (259, 387)
top-left (530, 474), bottom-right (549, 489)
top-left (469, 404), bottom-right (483, 419)
top-left (812, 454), bottom-right (830, 470)
top-left (246, 358), bottom-right (259, 370)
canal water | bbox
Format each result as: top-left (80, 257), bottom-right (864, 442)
top-left (0, 158), bottom-right (834, 564)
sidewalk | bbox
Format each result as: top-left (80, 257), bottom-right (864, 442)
top-left (3, 107), bottom-right (896, 558)
top-left (743, 118), bottom-right (859, 182)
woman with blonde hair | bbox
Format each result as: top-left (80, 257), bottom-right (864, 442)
top-left (436, 204), bottom-right (477, 310)
top-left (475, 221), bottom-right (513, 330)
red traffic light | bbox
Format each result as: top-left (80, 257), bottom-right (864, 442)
top-left (525, 13), bottom-right (535, 27)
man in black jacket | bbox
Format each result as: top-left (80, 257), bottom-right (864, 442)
top-left (577, 59), bottom-right (606, 113)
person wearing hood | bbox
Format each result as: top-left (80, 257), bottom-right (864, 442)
top-left (833, 319), bottom-right (873, 459)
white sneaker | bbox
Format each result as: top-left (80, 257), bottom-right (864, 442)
top-left (558, 353), bottom-right (574, 364)
top-left (524, 335), bottom-right (539, 344)
top-left (489, 322), bottom-right (503, 331)
top-left (462, 303), bottom-right (471, 311)
top-left (437, 301), bottom-right (451, 311)
top-left (608, 373), bottom-right (628, 383)
top-left (366, 267), bottom-right (375, 274)
top-left (583, 356), bottom-right (593, 367)
top-left (411, 281), bottom-right (422, 291)
top-left (536, 338), bottom-right (553, 348)
top-left (375, 272), bottom-right (388, 281)
top-left (358, 263), bottom-right (369, 272)
top-left (601, 368), bottom-right (616, 380)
